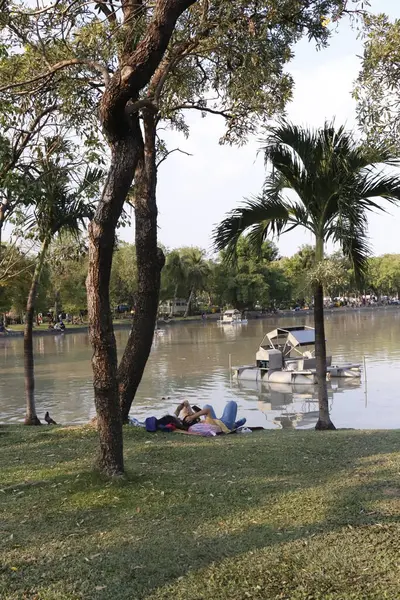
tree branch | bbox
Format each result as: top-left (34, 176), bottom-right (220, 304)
top-left (0, 59), bottom-right (110, 93)
top-left (9, 1), bottom-right (61, 16)
top-left (0, 104), bottom-right (58, 181)
top-left (125, 97), bottom-right (158, 116)
top-left (168, 104), bottom-right (233, 118)
top-left (156, 147), bottom-right (192, 168)
top-left (100, 0), bottom-right (198, 140)
top-left (121, 0), bottom-right (143, 23)
top-left (149, 40), bottom-right (197, 104)
top-left (95, 1), bottom-right (118, 24)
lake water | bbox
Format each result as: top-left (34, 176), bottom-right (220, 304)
top-left (1, 310), bottom-right (400, 429)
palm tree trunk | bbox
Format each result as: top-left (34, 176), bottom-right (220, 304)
top-left (54, 289), bottom-right (61, 322)
top-left (24, 238), bottom-right (50, 425)
top-left (184, 287), bottom-right (194, 318)
top-left (171, 284), bottom-right (179, 317)
top-left (118, 110), bottom-right (165, 424)
top-left (314, 238), bottom-right (335, 430)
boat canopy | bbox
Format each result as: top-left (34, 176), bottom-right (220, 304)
top-left (260, 326), bottom-right (316, 357)
top-left (224, 309), bottom-right (241, 316)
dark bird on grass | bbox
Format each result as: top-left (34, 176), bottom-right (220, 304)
top-left (44, 411), bottom-right (57, 425)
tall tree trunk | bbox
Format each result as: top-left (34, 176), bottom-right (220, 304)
top-left (0, 215), bottom-right (4, 323)
top-left (54, 289), bottom-right (61, 322)
top-left (88, 0), bottom-right (198, 471)
top-left (184, 286), bottom-right (195, 318)
top-left (118, 110), bottom-right (165, 424)
top-left (0, 199), bottom-right (7, 248)
top-left (314, 238), bottom-right (335, 430)
top-left (87, 135), bottom-right (141, 475)
top-left (24, 238), bottom-right (50, 426)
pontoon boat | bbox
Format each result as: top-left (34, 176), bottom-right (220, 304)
top-left (231, 326), bottom-right (361, 383)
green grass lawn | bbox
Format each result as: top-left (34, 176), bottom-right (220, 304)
top-left (1, 426), bottom-right (400, 600)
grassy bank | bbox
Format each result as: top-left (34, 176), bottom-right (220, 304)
top-left (2, 321), bottom-right (133, 335)
top-left (6, 323), bottom-right (90, 332)
top-left (1, 426), bottom-right (400, 600)
top-left (3, 315), bottom-right (216, 335)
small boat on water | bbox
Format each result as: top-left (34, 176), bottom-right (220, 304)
top-left (218, 309), bottom-right (248, 325)
top-left (154, 327), bottom-right (166, 336)
top-left (232, 326), bottom-right (361, 384)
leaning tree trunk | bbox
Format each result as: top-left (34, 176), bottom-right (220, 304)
top-left (118, 110), bottom-right (165, 424)
top-left (184, 286), bottom-right (195, 318)
top-left (87, 135), bottom-right (142, 475)
top-left (314, 281), bottom-right (335, 430)
top-left (87, 0), bottom-right (198, 471)
top-left (24, 238), bottom-right (49, 425)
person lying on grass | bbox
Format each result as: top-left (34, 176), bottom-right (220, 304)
top-left (174, 400), bottom-right (246, 436)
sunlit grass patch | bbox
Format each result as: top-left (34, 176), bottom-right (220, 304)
top-left (1, 426), bottom-right (400, 599)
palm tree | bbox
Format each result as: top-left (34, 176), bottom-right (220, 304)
top-left (213, 121), bottom-right (400, 430)
top-left (48, 233), bottom-right (89, 323)
top-left (163, 250), bottom-right (187, 316)
top-left (23, 143), bottom-right (101, 425)
top-left (181, 248), bottom-right (210, 317)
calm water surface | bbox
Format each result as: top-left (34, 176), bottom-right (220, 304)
top-left (1, 311), bottom-right (400, 429)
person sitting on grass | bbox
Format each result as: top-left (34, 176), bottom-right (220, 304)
top-left (174, 400), bottom-right (246, 436)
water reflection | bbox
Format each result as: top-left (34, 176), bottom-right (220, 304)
top-left (234, 379), bottom-right (362, 429)
top-left (0, 309), bottom-right (400, 428)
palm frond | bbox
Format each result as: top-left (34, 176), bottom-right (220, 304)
top-left (212, 194), bottom-right (290, 263)
top-left (288, 201), bottom-right (313, 232)
top-left (75, 166), bottom-right (104, 198)
top-left (263, 120), bottom-right (319, 176)
top-left (216, 121), bottom-right (400, 276)
top-left (356, 170), bottom-right (400, 207)
top-left (56, 197), bottom-right (94, 238)
top-left (338, 222), bottom-right (371, 285)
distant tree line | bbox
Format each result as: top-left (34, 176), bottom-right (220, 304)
top-left (4, 236), bottom-right (400, 323)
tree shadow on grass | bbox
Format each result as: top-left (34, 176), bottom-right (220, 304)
top-left (4, 483), bottom-right (400, 600)
top-left (2, 429), bottom-right (400, 599)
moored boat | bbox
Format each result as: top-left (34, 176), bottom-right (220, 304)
top-left (218, 309), bottom-right (248, 325)
top-left (232, 326), bottom-right (361, 383)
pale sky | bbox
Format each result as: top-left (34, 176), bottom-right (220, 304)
top-left (120, 0), bottom-right (399, 258)
top-left (3, 0), bottom-right (399, 257)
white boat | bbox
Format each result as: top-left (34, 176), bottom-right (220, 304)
top-left (232, 326), bottom-right (361, 383)
top-left (218, 309), bottom-right (248, 325)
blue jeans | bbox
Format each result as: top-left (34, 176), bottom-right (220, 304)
top-left (203, 401), bottom-right (238, 430)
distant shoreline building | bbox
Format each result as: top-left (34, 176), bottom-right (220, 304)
top-left (159, 299), bottom-right (188, 316)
